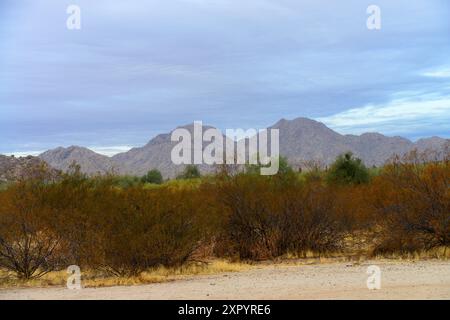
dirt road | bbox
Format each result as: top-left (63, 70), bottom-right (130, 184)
top-left (1, 260), bottom-right (449, 300)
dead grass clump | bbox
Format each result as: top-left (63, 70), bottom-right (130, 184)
top-left (0, 260), bottom-right (250, 289)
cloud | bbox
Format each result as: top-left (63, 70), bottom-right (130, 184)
top-left (317, 93), bottom-right (450, 138)
top-left (422, 67), bottom-right (450, 78)
top-left (3, 151), bottom-right (45, 157)
top-left (4, 145), bottom-right (134, 157)
top-left (89, 145), bottom-right (134, 157)
top-left (1, 0), bottom-right (450, 152)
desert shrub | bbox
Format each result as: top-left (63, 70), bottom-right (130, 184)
top-left (141, 169), bottom-right (163, 184)
top-left (41, 171), bottom-right (215, 276)
top-left (93, 187), bottom-right (214, 276)
top-left (368, 159), bottom-right (450, 254)
top-left (245, 156), bottom-right (294, 176)
top-left (273, 181), bottom-right (348, 257)
top-left (40, 170), bottom-right (110, 268)
top-left (0, 182), bottom-right (10, 192)
top-left (177, 165), bottom-right (201, 180)
top-left (326, 152), bottom-right (370, 185)
top-left (213, 175), bottom-right (280, 260)
top-left (0, 181), bottom-right (68, 279)
top-left (113, 175), bottom-right (142, 188)
top-left (277, 157), bottom-right (295, 176)
top-left (214, 174), bottom-right (348, 260)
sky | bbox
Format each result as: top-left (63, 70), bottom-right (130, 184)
top-left (1, 0), bottom-right (449, 156)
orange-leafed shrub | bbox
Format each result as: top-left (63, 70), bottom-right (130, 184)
top-left (368, 159), bottom-right (450, 254)
top-left (0, 181), bottom-right (68, 279)
top-left (214, 174), bottom-right (350, 260)
top-left (92, 186), bottom-right (214, 276)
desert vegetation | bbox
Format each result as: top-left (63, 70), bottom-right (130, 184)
top-left (0, 150), bottom-right (448, 285)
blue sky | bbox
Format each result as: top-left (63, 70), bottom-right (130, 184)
top-left (1, 0), bottom-right (449, 156)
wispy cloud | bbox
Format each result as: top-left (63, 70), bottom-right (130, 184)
top-left (317, 93), bottom-right (450, 138)
top-left (422, 67), bottom-right (450, 78)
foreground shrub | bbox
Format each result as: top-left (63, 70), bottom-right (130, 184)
top-left (43, 173), bottom-right (113, 268)
top-left (368, 159), bottom-right (450, 254)
top-left (92, 187), bottom-right (213, 276)
top-left (214, 174), bottom-right (348, 260)
top-left (0, 182), bottom-right (68, 279)
top-left (0, 170), bottom-right (216, 278)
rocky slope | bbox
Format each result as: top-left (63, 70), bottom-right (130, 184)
top-left (0, 155), bottom-right (60, 182)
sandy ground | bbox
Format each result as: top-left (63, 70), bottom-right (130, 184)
top-left (1, 260), bottom-right (449, 300)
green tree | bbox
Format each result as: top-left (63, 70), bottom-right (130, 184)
top-left (277, 156), bottom-right (294, 175)
top-left (245, 156), bottom-right (293, 176)
top-left (141, 169), bottom-right (163, 184)
top-left (177, 165), bottom-right (201, 180)
top-left (326, 152), bottom-right (370, 185)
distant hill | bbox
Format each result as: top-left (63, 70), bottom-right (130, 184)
top-left (39, 146), bottom-right (118, 176)
top-left (36, 117), bottom-right (449, 178)
top-left (112, 123), bottom-right (235, 178)
top-left (272, 118), bottom-right (448, 167)
top-left (0, 155), bottom-right (60, 182)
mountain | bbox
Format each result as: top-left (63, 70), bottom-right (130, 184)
top-left (274, 118), bottom-right (448, 167)
top-left (37, 117), bottom-right (449, 178)
top-left (39, 146), bottom-right (118, 175)
top-left (344, 132), bottom-right (413, 166)
top-left (0, 155), bottom-right (60, 182)
top-left (415, 136), bottom-right (449, 152)
top-left (112, 123), bottom-right (232, 178)
top-left (271, 118), bottom-right (352, 165)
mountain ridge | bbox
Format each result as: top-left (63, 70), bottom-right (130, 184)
top-left (34, 117), bottom-right (449, 178)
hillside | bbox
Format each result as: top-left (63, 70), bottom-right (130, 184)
top-left (0, 155), bottom-right (60, 182)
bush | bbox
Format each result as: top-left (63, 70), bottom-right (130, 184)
top-left (368, 159), bottom-right (450, 254)
top-left (177, 165), bottom-right (201, 180)
top-left (94, 187), bottom-right (212, 276)
top-left (43, 173), bottom-right (114, 268)
top-left (214, 174), bottom-right (348, 260)
top-left (46, 172), bottom-right (214, 276)
top-left (0, 182), bottom-right (68, 279)
top-left (113, 175), bottom-right (142, 188)
top-left (245, 156), bottom-right (293, 176)
top-left (326, 152), bottom-right (370, 185)
top-left (141, 169), bottom-right (163, 184)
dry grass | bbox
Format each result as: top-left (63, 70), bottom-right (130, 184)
top-left (1, 247), bottom-right (448, 290)
top-left (270, 246), bottom-right (450, 266)
top-left (371, 246), bottom-right (450, 260)
top-left (0, 260), bottom-right (251, 289)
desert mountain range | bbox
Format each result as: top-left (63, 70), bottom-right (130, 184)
top-left (33, 117), bottom-right (449, 179)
